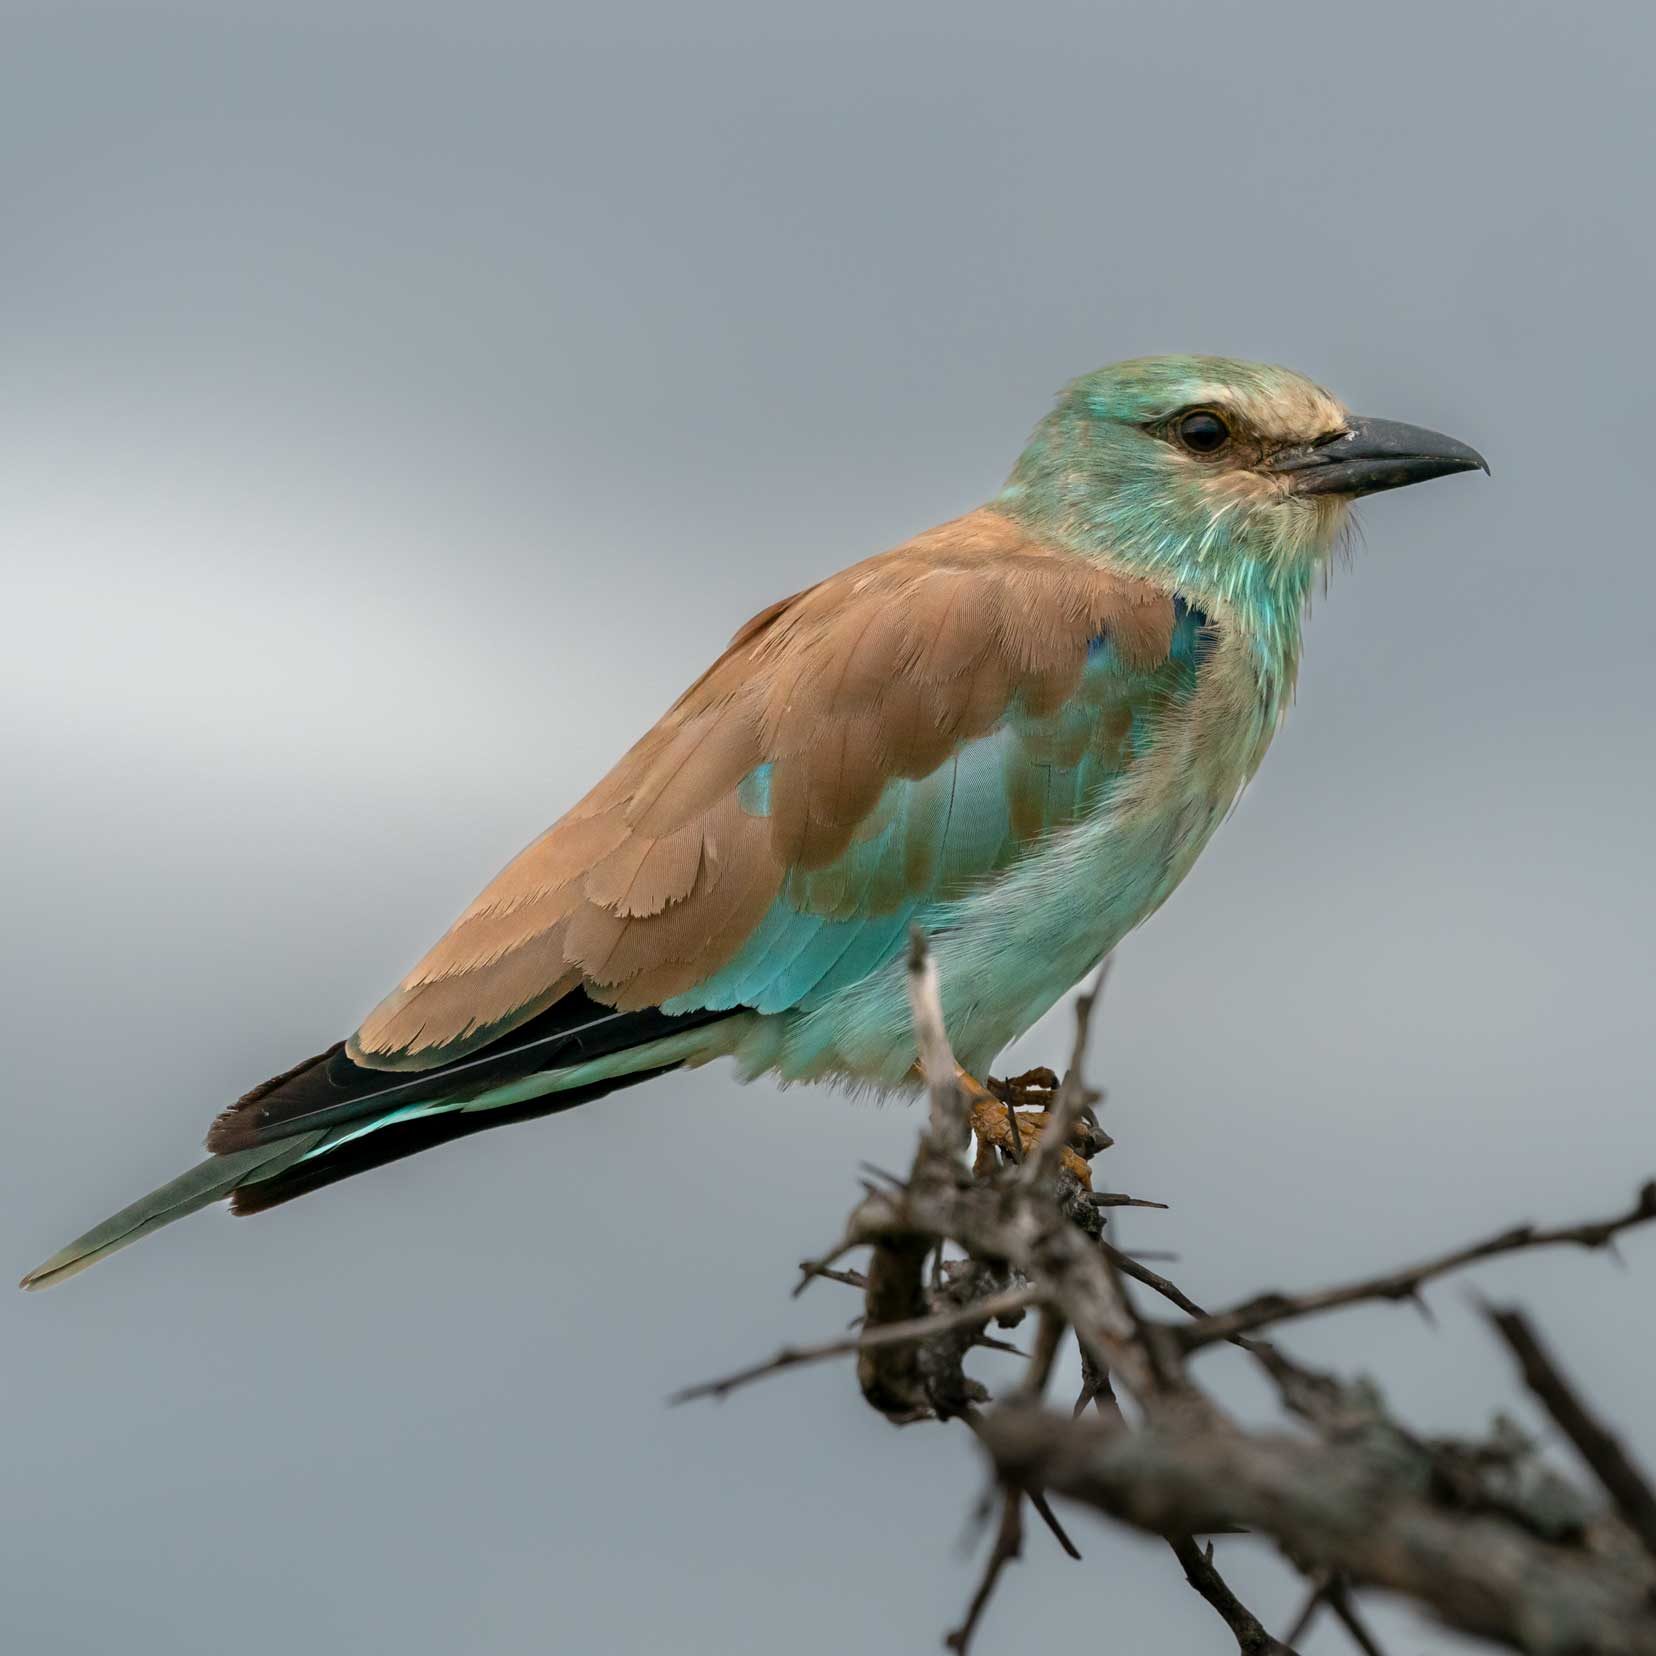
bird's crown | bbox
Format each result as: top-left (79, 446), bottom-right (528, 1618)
top-left (1063, 354), bottom-right (1348, 444)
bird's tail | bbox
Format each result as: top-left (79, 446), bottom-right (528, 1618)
top-left (21, 997), bottom-right (740, 1291)
top-left (18, 1136), bottom-right (324, 1290)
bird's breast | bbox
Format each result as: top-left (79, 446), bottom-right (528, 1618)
top-left (1102, 604), bottom-right (1286, 884)
top-left (760, 591), bottom-right (1293, 1086)
top-left (906, 612), bottom-right (1284, 1064)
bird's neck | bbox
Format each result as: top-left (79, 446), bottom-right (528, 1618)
top-left (996, 418), bottom-right (1339, 686)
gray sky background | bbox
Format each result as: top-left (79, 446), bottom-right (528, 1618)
top-left (4, 3), bottom-right (1653, 1651)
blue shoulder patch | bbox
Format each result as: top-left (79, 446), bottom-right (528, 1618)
top-left (1090, 597), bottom-right (1212, 672)
top-left (1170, 595), bottom-right (1212, 669)
top-left (737, 761), bottom-right (774, 817)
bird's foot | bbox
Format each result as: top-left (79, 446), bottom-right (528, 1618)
top-left (961, 1067), bottom-right (1104, 1186)
top-left (988, 1067), bottom-right (1061, 1110)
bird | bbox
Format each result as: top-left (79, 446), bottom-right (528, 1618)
top-left (21, 355), bottom-right (1486, 1289)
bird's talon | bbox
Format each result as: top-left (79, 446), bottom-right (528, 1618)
top-left (966, 1087), bottom-right (1096, 1187)
top-left (988, 1067), bottom-right (1060, 1108)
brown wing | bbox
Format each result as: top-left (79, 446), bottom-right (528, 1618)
top-left (349, 507), bottom-right (1177, 1068)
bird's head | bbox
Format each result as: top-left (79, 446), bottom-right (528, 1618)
top-left (999, 354), bottom-right (1486, 617)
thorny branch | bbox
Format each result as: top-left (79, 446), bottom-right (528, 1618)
top-left (667, 1285), bottom-right (1043, 1407)
top-left (675, 933), bottom-right (1656, 1654)
top-left (1176, 1181), bottom-right (1656, 1354)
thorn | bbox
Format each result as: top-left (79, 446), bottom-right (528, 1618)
top-left (791, 1245), bottom-right (858, 1299)
top-left (858, 1161), bottom-right (909, 1191)
top-left (1029, 1490), bottom-right (1082, 1560)
top-left (974, 1336), bottom-right (1030, 1359)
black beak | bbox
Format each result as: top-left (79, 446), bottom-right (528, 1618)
top-left (1268, 416), bottom-right (1489, 498)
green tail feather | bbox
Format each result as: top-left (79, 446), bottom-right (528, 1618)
top-left (20, 1022), bottom-right (728, 1290)
top-left (19, 1134), bottom-right (324, 1291)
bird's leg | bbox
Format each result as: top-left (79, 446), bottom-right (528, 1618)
top-left (958, 1067), bottom-right (1097, 1187)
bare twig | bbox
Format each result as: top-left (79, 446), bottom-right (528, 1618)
top-left (946, 1488), bottom-right (1023, 1654)
top-left (1102, 1239), bottom-right (1216, 1325)
top-left (907, 926), bottom-right (969, 1155)
top-left (1170, 1535), bottom-right (1300, 1655)
top-left (1016, 1306), bottom-right (1067, 1402)
top-left (795, 1261), bottom-right (868, 1292)
top-left (1487, 1302), bottom-right (1656, 1565)
top-left (1019, 957), bottom-right (1109, 1189)
top-left (1074, 1347), bottom-right (1123, 1424)
top-left (1177, 1181), bottom-right (1656, 1353)
top-left (791, 1236), bottom-right (859, 1299)
top-left (669, 1286), bottom-right (1043, 1406)
top-left (1282, 1573), bottom-right (1330, 1646)
top-left (1324, 1580), bottom-right (1388, 1656)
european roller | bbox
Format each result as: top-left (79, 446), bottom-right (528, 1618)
top-left (22, 356), bottom-right (1485, 1288)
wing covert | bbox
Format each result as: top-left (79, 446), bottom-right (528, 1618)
top-left (350, 508), bottom-right (1189, 1067)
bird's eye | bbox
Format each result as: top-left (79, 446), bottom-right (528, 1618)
top-left (1174, 409), bottom-right (1231, 456)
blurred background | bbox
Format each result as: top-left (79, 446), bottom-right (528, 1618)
top-left (4, 2), bottom-right (1653, 1651)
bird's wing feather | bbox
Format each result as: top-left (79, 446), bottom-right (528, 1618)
top-left (347, 507), bottom-right (1183, 1066)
